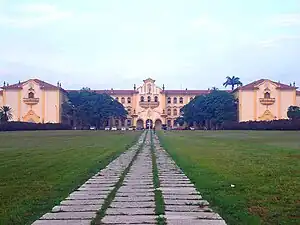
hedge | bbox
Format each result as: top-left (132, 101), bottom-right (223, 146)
top-left (222, 119), bottom-right (300, 130)
top-left (0, 122), bottom-right (72, 131)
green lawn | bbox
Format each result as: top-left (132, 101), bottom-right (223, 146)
top-left (158, 131), bottom-right (300, 225)
top-left (0, 130), bottom-right (140, 225)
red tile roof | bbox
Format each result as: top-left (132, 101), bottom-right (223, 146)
top-left (163, 90), bottom-right (211, 95)
top-left (238, 79), bottom-right (296, 91)
top-left (2, 79), bottom-right (64, 91)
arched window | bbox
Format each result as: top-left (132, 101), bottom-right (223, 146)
top-left (173, 109), bottom-right (177, 116)
top-left (28, 92), bottom-right (35, 98)
top-left (121, 97), bottom-right (125, 103)
top-left (264, 92), bottom-right (270, 99)
top-left (127, 108), bottom-right (131, 115)
top-left (190, 97), bottom-right (193, 101)
top-left (173, 97), bottom-right (177, 104)
top-left (154, 96), bottom-right (158, 102)
top-left (140, 96), bottom-right (144, 102)
top-left (179, 97), bottom-right (183, 104)
top-left (147, 96), bottom-right (151, 102)
top-left (167, 108), bottom-right (171, 115)
top-left (127, 97), bottom-right (131, 103)
top-left (115, 97), bottom-right (119, 102)
top-left (167, 97), bottom-right (171, 104)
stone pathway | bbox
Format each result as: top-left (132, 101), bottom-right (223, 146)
top-left (153, 134), bottom-right (227, 225)
top-left (102, 133), bottom-right (156, 224)
top-left (32, 131), bottom-right (227, 225)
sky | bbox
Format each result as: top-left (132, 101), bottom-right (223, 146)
top-left (0, 0), bottom-right (300, 90)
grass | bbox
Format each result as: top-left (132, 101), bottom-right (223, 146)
top-left (92, 131), bottom-right (146, 225)
top-left (157, 130), bottom-right (300, 225)
top-left (0, 130), bottom-right (140, 225)
top-left (150, 131), bottom-right (166, 225)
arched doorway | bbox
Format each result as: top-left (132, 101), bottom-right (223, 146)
top-left (136, 119), bottom-right (144, 130)
top-left (146, 119), bottom-right (153, 129)
top-left (154, 119), bottom-right (162, 130)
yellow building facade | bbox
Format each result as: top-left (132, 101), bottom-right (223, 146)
top-left (1, 78), bottom-right (300, 127)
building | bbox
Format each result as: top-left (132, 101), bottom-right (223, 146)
top-left (1, 78), bottom-right (300, 128)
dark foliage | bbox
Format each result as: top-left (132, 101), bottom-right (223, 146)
top-left (0, 122), bottom-right (72, 131)
top-left (222, 119), bottom-right (300, 130)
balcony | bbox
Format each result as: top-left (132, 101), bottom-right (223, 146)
top-left (139, 101), bottom-right (159, 109)
top-left (259, 98), bottom-right (275, 105)
top-left (23, 98), bottom-right (40, 105)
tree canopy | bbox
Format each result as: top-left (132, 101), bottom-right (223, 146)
top-left (180, 90), bottom-right (237, 129)
top-left (287, 106), bottom-right (300, 120)
top-left (223, 76), bottom-right (243, 90)
top-left (62, 90), bottom-right (127, 129)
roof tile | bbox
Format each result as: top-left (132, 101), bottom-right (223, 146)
top-left (2, 79), bottom-right (64, 91)
top-left (240, 79), bottom-right (296, 90)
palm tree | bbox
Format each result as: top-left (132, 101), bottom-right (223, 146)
top-left (223, 76), bottom-right (243, 90)
top-left (0, 106), bottom-right (13, 122)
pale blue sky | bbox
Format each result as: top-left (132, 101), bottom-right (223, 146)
top-left (0, 0), bottom-right (300, 90)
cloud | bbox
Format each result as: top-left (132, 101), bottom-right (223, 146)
top-left (259, 35), bottom-right (300, 48)
top-left (0, 3), bottom-right (72, 28)
top-left (269, 14), bottom-right (300, 26)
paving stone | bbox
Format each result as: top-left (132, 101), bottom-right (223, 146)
top-left (165, 205), bottom-right (212, 212)
top-left (106, 207), bottom-right (155, 215)
top-left (40, 212), bottom-right (96, 220)
top-left (32, 220), bottom-right (91, 225)
top-left (116, 192), bottom-right (154, 197)
top-left (166, 219), bottom-right (227, 225)
top-left (51, 205), bottom-right (101, 212)
top-left (110, 201), bottom-right (155, 208)
top-left (66, 194), bottom-right (107, 200)
top-left (114, 196), bottom-right (154, 202)
top-left (77, 186), bottom-right (114, 191)
top-left (163, 194), bottom-right (202, 200)
top-left (102, 215), bottom-right (156, 224)
top-left (60, 199), bottom-right (104, 205)
top-left (118, 187), bottom-right (154, 193)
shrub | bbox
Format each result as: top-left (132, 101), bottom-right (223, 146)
top-left (0, 122), bottom-right (72, 132)
top-left (222, 119), bottom-right (300, 130)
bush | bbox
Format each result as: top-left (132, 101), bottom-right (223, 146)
top-left (0, 122), bottom-right (72, 131)
top-left (222, 119), bottom-right (300, 130)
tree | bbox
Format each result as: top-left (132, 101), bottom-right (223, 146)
top-left (0, 106), bottom-right (13, 123)
top-left (175, 116), bottom-right (185, 126)
top-left (223, 76), bottom-right (243, 90)
top-left (181, 90), bottom-right (237, 129)
top-left (63, 89), bottom-right (127, 129)
top-left (287, 106), bottom-right (300, 120)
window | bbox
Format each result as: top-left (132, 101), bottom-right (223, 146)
top-left (28, 92), bottom-right (34, 98)
top-left (147, 96), bottom-right (151, 102)
top-left (121, 97), bottom-right (125, 104)
top-left (154, 96), bottom-right (158, 102)
top-left (190, 97), bottom-right (193, 101)
top-left (127, 119), bottom-right (132, 126)
top-left (167, 97), bottom-right (171, 104)
top-left (173, 109), bottom-right (177, 116)
top-left (127, 97), bottom-right (131, 103)
top-left (127, 108), bottom-right (131, 115)
top-left (167, 108), bottom-right (171, 116)
top-left (140, 96), bottom-right (144, 102)
top-left (264, 92), bottom-right (270, 99)
top-left (115, 119), bottom-right (119, 126)
top-left (121, 119), bottom-right (125, 126)
top-left (173, 97), bottom-right (177, 104)
top-left (179, 97), bottom-right (183, 104)
top-left (115, 97), bottom-right (119, 101)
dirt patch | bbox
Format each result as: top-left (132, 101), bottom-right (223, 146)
top-left (248, 206), bottom-right (268, 218)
